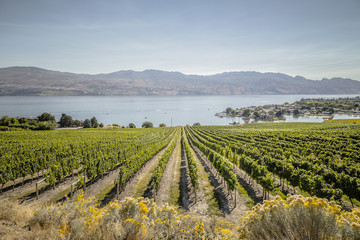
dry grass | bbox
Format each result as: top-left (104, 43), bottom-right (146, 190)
top-left (0, 200), bottom-right (33, 225)
top-left (0, 200), bottom-right (36, 239)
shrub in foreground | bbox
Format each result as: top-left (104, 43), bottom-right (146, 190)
top-left (1, 193), bottom-right (360, 239)
top-left (29, 191), bottom-right (236, 239)
top-left (239, 195), bottom-right (360, 240)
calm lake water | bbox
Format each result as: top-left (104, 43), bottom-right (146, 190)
top-left (0, 95), bottom-right (359, 127)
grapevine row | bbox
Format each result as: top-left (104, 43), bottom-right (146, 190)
top-left (188, 127), bottom-right (275, 197)
top-left (181, 128), bottom-right (199, 195)
top-left (191, 125), bottom-right (360, 202)
top-left (185, 127), bottom-right (239, 193)
top-left (0, 128), bottom-right (175, 193)
top-left (150, 136), bottom-right (178, 192)
top-left (118, 129), bottom-right (177, 186)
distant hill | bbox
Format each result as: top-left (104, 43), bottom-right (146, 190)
top-left (0, 66), bottom-right (360, 95)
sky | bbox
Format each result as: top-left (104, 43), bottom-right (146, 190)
top-left (0, 0), bottom-right (360, 80)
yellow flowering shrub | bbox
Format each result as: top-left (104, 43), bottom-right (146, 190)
top-left (29, 192), bottom-right (360, 239)
top-left (239, 195), bottom-right (360, 240)
top-left (30, 191), bottom-right (237, 239)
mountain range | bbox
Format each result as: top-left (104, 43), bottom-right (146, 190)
top-left (0, 66), bottom-right (360, 96)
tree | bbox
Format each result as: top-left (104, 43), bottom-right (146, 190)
top-left (18, 117), bottom-right (27, 124)
top-left (59, 113), bottom-right (73, 127)
top-left (193, 122), bottom-right (201, 127)
top-left (159, 123), bottom-right (166, 127)
top-left (253, 111), bottom-right (260, 118)
top-left (293, 109), bottom-right (300, 116)
top-left (142, 121), bottom-right (153, 128)
top-left (275, 111), bottom-right (283, 118)
top-left (226, 107), bottom-right (233, 114)
top-left (0, 116), bottom-right (10, 126)
top-left (36, 121), bottom-right (57, 130)
top-left (9, 118), bottom-right (19, 125)
top-left (90, 117), bottom-right (99, 128)
top-left (73, 120), bottom-right (82, 127)
top-left (37, 112), bottom-right (55, 122)
top-left (128, 123), bottom-right (136, 128)
top-left (99, 123), bottom-right (104, 128)
top-left (83, 119), bottom-right (91, 128)
top-left (242, 109), bottom-right (251, 117)
top-left (226, 107), bottom-right (236, 116)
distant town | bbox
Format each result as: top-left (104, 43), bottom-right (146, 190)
top-left (216, 96), bottom-right (360, 123)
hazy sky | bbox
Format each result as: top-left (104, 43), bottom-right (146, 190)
top-left (1, 0), bottom-right (359, 79)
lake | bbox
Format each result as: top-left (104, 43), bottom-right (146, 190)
top-left (0, 95), bottom-right (359, 127)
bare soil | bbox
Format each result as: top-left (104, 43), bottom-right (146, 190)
top-left (0, 220), bottom-right (31, 240)
top-left (155, 140), bottom-right (181, 206)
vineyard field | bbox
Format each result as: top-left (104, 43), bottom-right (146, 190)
top-left (1, 123), bottom-right (360, 207)
top-left (1, 122), bottom-right (360, 239)
top-left (188, 122), bottom-right (360, 206)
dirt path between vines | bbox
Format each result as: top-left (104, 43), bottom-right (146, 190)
top-left (191, 144), bottom-right (249, 219)
top-left (0, 169), bottom-right (51, 202)
top-left (117, 144), bottom-right (171, 201)
top-left (233, 166), bottom-right (274, 203)
top-left (155, 139), bottom-right (181, 206)
top-left (19, 165), bottom-right (115, 206)
top-left (0, 168), bottom-right (85, 206)
top-left (187, 146), bottom-right (213, 216)
top-left (0, 178), bottom-right (45, 203)
top-left (33, 166), bottom-right (121, 206)
top-left (25, 175), bottom-right (78, 206)
top-left (83, 167), bottom-right (120, 199)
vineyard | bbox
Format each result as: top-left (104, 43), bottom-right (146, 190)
top-left (1, 122), bottom-right (360, 239)
top-left (187, 123), bottom-right (360, 206)
top-left (0, 127), bottom-right (175, 203)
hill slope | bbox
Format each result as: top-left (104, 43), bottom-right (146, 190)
top-left (1, 67), bottom-right (360, 95)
